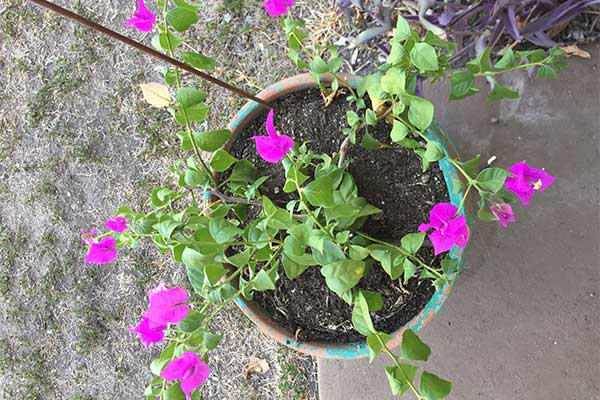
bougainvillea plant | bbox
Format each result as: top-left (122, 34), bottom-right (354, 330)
top-left (76, 0), bottom-right (564, 398)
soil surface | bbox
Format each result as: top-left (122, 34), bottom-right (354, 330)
top-left (230, 89), bottom-right (449, 342)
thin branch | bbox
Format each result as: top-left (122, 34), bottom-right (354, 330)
top-left (29, 0), bottom-right (276, 109)
top-left (337, 106), bottom-right (393, 168)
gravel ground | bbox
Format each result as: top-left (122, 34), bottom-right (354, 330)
top-left (0, 0), bottom-right (342, 398)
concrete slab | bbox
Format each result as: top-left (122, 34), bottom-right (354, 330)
top-left (318, 44), bottom-right (600, 400)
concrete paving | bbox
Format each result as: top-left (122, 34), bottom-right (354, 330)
top-left (318, 44), bottom-right (600, 400)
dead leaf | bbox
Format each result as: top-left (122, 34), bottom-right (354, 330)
top-left (139, 82), bottom-right (171, 108)
top-left (560, 45), bottom-right (591, 59)
top-left (370, 97), bottom-right (391, 119)
top-left (321, 88), bottom-right (346, 107)
top-left (242, 357), bottom-right (270, 379)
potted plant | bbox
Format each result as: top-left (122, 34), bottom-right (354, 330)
top-left (39, 0), bottom-right (564, 398)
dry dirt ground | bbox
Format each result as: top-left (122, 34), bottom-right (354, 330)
top-left (0, 0), bottom-right (367, 398)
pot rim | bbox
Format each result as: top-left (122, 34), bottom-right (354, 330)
top-left (225, 73), bottom-right (471, 359)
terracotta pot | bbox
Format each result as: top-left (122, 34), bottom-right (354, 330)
top-left (226, 73), bottom-right (470, 359)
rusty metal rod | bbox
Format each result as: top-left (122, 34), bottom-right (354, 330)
top-left (29, 0), bottom-right (275, 109)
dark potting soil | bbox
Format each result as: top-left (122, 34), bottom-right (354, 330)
top-left (229, 88), bottom-right (450, 342)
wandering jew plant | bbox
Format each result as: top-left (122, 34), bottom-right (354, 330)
top-left (74, 0), bottom-right (564, 398)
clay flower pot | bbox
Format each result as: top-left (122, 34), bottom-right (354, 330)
top-left (226, 73), bottom-right (470, 359)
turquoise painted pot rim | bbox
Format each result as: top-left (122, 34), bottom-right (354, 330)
top-left (226, 73), bottom-right (471, 359)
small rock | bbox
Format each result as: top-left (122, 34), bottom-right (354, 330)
top-left (490, 117), bottom-right (499, 124)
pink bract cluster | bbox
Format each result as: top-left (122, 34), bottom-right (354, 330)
top-left (250, 109), bottom-right (294, 163)
top-left (82, 216), bottom-right (129, 264)
top-left (260, 0), bottom-right (294, 17)
top-left (127, 0), bottom-right (156, 32)
top-left (130, 284), bottom-right (209, 399)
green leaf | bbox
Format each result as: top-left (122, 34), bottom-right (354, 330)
top-left (449, 71), bottom-right (477, 100)
top-left (408, 96), bottom-right (434, 131)
top-left (362, 290), bottom-right (384, 311)
top-left (380, 67), bottom-right (406, 95)
top-left (420, 371), bottom-right (452, 400)
top-left (466, 47), bottom-right (492, 73)
top-left (189, 329), bottom-right (222, 350)
top-left (494, 48), bottom-right (515, 69)
top-left (159, 32), bottom-right (184, 50)
top-left (209, 219), bottom-right (242, 244)
top-left (313, 239), bottom-right (345, 266)
top-left (387, 40), bottom-right (406, 65)
top-left (385, 364), bottom-right (419, 396)
top-left (401, 232), bottom-right (426, 254)
top-left (182, 51), bottom-right (215, 71)
top-left (164, 383), bottom-right (186, 400)
top-left (365, 109), bottom-right (377, 126)
top-left (177, 310), bottom-right (205, 333)
top-left (390, 120), bottom-right (409, 143)
top-left (321, 259), bottom-right (365, 296)
top-left (395, 16), bottom-right (411, 42)
top-left (351, 291), bottom-right (376, 336)
top-left (176, 87), bottom-right (208, 109)
top-left (210, 149), bottom-right (237, 172)
top-left (205, 263), bottom-right (228, 286)
top-left (537, 64), bottom-right (557, 79)
top-left (361, 132), bottom-right (386, 150)
top-left (461, 155), bottom-right (481, 178)
top-left (410, 43), bottom-right (439, 71)
top-left (282, 254), bottom-right (310, 279)
top-left (304, 174), bottom-right (335, 207)
top-left (476, 168), bottom-right (510, 193)
top-left (486, 83), bottom-right (520, 101)
top-left (309, 56), bottom-right (329, 74)
top-left (253, 267), bottom-right (279, 291)
top-left (346, 110), bottom-right (360, 127)
top-left (349, 245), bottom-right (370, 261)
top-left (366, 332), bottom-right (393, 362)
top-left (401, 329), bottom-right (431, 361)
top-left (423, 141), bottom-right (445, 162)
top-left (167, 7), bottom-right (199, 32)
top-left (181, 103), bottom-right (210, 122)
top-left (194, 129), bottom-right (232, 152)
top-left (403, 258), bottom-right (417, 284)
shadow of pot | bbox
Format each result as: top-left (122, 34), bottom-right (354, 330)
top-left (225, 73), bottom-right (471, 359)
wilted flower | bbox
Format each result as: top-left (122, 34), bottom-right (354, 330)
top-left (84, 236), bottom-right (117, 264)
top-left (128, 317), bottom-right (167, 349)
top-left (250, 110), bottom-right (294, 163)
top-left (260, 0), bottom-right (294, 17)
top-left (504, 162), bottom-right (555, 205)
top-left (126, 0), bottom-right (157, 32)
top-left (104, 216), bottom-right (129, 233)
top-left (418, 203), bottom-right (470, 255)
top-left (161, 352), bottom-right (210, 400)
top-left (490, 203), bottom-right (516, 228)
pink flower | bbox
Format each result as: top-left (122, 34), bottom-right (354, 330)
top-left (250, 110), bottom-right (294, 163)
top-left (126, 0), bottom-right (156, 32)
top-left (104, 216), bottom-right (129, 233)
top-left (161, 352), bottom-right (210, 400)
top-left (84, 236), bottom-right (117, 264)
top-left (504, 162), bottom-right (555, 205)
top-left (490, 203), bottom-right (516, 228)
top-left (145, 287), bottom-right (190, 325)
top-left (129, 317), bottom-right (167, 349)
top-left (260, 0), bottom-right (294, 17)
top-left (418, 203), bottom-right (470, 255)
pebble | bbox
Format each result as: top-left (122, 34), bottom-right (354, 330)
top-left (490, 117), bottom-right (499, 124)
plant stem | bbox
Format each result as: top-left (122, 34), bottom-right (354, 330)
top-left (290, 30), bottom-right (358, 98)
top-left (161, 2), bottom-right (217, 187)
top-left (287, 155), bottom-right (335, 240)
top-left (356, 231), bottom-right (444, 280)
top-left (474, 57), bottom-right (552, 77)
top-left (457, 183), bottom-right (472, 215)
top-left (375, 335), bottom-right (424, 400)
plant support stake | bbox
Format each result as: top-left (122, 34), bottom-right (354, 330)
top-left (28, 0), bottom-right (276, 110)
